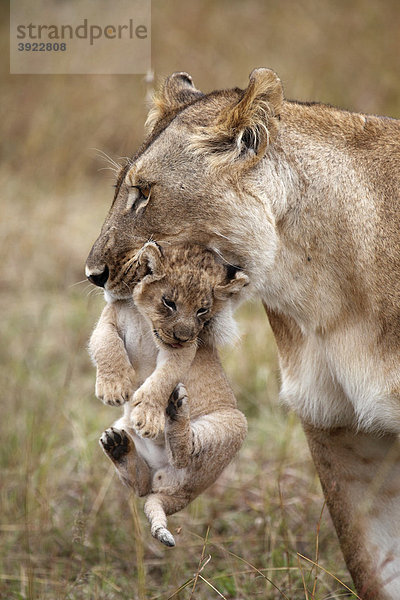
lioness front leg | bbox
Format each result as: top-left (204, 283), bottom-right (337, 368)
top-left (131, 344), bottom-right (196, 439)
top-left (100, 427), bottom-right (151, 495)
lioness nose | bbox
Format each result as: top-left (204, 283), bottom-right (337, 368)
top-left (85, 264), bottom-right (109, 288)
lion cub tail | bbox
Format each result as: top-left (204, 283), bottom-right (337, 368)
top-left (144, 493), bottom-right (189, 547)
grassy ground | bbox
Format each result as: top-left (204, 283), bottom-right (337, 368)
top-left (2, 0), bottom-right (400, 598)
top-left (0, 276), bottom-right (354, 599)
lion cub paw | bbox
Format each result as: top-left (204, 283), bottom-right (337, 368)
top-left (96, 369), bottom-right (136, 406)
top-left (166, 383), bottom-right (189, 421)
top-left (131, 402), bottom-right (165, 440)
top-left (99, 427), bottom-right (132, 462)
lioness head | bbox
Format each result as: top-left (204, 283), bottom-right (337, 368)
top-left (132, 242), bottom-right (249, 349)
top-left (86, 69), bottom-right (283, 299)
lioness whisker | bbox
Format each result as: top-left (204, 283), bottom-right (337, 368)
top-left (210, 246), bottom-right (239, 268)
top-left (123, 257), bottom-right (138, 277)
top-left (87, 286), bottom-right (101, 298)
top-left (210, 230), bottom-right (230, 241)
top-left (155, 238), bottom-right (173, 247)
top-left (98, 166), bottom-right (122, 175)
top-left (90, 148), bottom-right (122, 171)
top-left (121, 279), bottom-right (131, 293)
top-left (69, 279), bottom-right (90, 288)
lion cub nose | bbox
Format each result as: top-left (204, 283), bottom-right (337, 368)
top-left (173, 331), bottom-right (192, 343)
top-left (85, 264), bottom-right (109, 288)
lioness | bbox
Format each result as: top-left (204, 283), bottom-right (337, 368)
top-left (89, 241), bottom-right (248, 546)
top-left (86, 69), bottom-right (400, 598)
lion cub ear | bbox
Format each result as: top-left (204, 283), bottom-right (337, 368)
top-left (135, 241), bottom-right (165, 283)
top-left (214, 268), bottom-right (250, 300)
top-left (146, 72), bottom-right (204, 130)
top-left (193, 68), bottom-right (283, 167)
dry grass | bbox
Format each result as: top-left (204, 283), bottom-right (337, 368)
top-left (2, 0), bottom-right (399, 597)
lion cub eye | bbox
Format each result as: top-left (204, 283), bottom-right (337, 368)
top-left (162, 297), bottom-right (176, 311)
top-left (126, 185), bottom-right (151, 212)
top-left (197, 307), bottom-right (209, 317)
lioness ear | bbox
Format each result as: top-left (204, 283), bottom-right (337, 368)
top-left (146, 72), bottom-right (204, 130)
top-left (135, 241), bottom-right (165, 283)
top-left (214, 268), bottom-right (250, 300)
top-left (193, 68), bottom-right (283, 167)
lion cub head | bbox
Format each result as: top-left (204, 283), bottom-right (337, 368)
top-left (132, 242), bottom-right (249, 349)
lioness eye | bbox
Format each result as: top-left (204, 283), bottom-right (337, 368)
top-left (162, 297), bottom-right (176, 311)
top-left (126, 185), bottom-right (151, 211)
top-left (197, 307), bottom-right (209, 317)
top-left (138, 185), bottom-right (151, 199)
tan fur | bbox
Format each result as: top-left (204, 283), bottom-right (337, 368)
top-left (86, 69), bottom-right (400, 595)
top-left (89, 242), bottom-right (248, 546)
top-left (145, 72), bottom-right (204, 131)
top-left (190, 68), bottom-right (283, 169)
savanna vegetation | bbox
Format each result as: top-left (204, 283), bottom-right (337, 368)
top-left (1, 1), bottom-right (399, 598)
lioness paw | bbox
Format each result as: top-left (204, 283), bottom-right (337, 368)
top-left (131, 402), bottom-right (165, 439)
top-left (99, 427), bottom-right (132, 462)
top-left (96, 370), bottom-right (136, 406)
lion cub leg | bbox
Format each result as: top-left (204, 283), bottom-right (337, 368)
top-left (166, 383), bottom-right (248, 474)
top-left (189, 408), bottom-right (248, 466)
top-left (145, 399), bottom-right (247, 546)
top-left (165, 385), bottom-right (248, 469)
top-left (89, 304), bottom-right (137, 407)
top-left (144, 492), bottom-right (189, 547)
top-left (165, 383), bottom-right (192, 469)
top-left (99, 427), bottom-right (151, 496)
top-left (141, 385), bottom-right (191, 546)
top-left (131, 344), bottom-right (196, 440)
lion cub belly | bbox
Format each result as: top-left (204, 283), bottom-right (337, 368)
top-left (115, 302), bottom-right (180, 472)
top-left (132, 429), bottom-right (169, 471)
top-left (281, 326), bottom-right (400, 434)
top-left (115, 404), bottom-right (170, 471)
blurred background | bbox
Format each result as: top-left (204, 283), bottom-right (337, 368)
top-left (1, 1), bottom-right (399, 598)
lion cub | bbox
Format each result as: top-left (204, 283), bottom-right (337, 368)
top-left (89, 242), bottom-right (248, 546)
